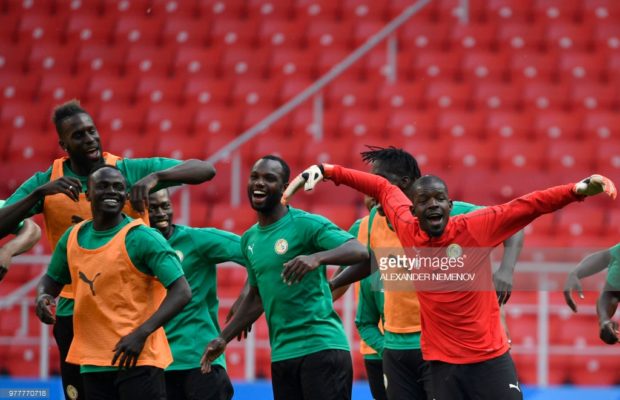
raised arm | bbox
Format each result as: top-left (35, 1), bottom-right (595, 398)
top-left (0, 219), bottom-right (42, 281)
top-left (201, 285), bottom-right (264, 373)
top-left (112, 276), bottom-right (192, 368)
top-left (597, 282), bottom-right (620, 345)
top-left (564, 249), bottom-right (612, 313)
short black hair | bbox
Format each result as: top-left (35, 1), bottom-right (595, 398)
top-left (88, 164), bottom-right (125, 186)
top-left (361, 145), bottom-right (422, 180)
top-left (260, 155), bottom-right (290, 183)
top-left (412, 175), bottom-right (448, 194)
top-left (52, 99), bottom-right (89, 134)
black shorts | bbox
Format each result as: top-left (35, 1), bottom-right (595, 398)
top-left (271, 349), bottom-right (353, 400)
top-left (382, 348), bottom-right (432, 400)
top-left (429, 351), bottom-right (523, 400)
top-left (53, 315), bottom-right (84, 400)
top-left (82, 366), bottom-right (166, 400)
top-left (165, 366), bottom-right (233, 400)
top-left (363, 358), bottom-right (387, 400)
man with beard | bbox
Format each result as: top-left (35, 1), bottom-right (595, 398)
top-left (35, 165), bottom-right (191, 400)
top-left (200, 155), bottom-right (369, 400)
top-left (285, 164), bottom-right (615, 400)
top-left (148, 188), bottom-right (246, 400)
top-left (0, 200), bottom-right (41, 281)
top-left (0, 100), bottom-right (215, 400)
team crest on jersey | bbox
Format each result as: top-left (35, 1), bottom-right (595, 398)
top-left (66, 385), bottom-right (78, 400)
top-left (175, 250), bottom-right (184, 262)
top-left (274, 239), bottom-right (288, 255)
top-left (446, 243), bottom-right (463, 259)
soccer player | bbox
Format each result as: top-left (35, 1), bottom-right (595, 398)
top-left (335, 147), bottom-right (523, 400)
top-left (564, 246), bottom-right (620, 313)
top-left (0, 100), bottom-right (215, 400)
top-left (35, 165), bottom-right (191, 400)
top-left (0, 200), bottom-right (41, 281)
top-left (200, 155), bottom-right (369, 400)
top-left (286, 163), bottom-right (615, 400)
top-left (597, 274), bottom-right (620, 345)
top-left (148, 188), bottom-right (246, 400)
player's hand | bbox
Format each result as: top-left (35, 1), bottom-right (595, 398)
top-left (563, 272), bottom-right (584, 313)
top-left (36, 177), bottom-right (82, 202)
top-left (493, 267), bottom-right (513, 305)
top-left (281, 254), bottom-right (321, 285)
top-left (573, 174), bottom-right (617, 199)
top-left (130, 174), bottom-right (158, 213)
top-left (34, 294), bottom-right (56, 325)
top-left (112, 326), bottom-right (148, 368)
top-left (226, 300), bottom-right (252, 341)
top-left (599, 320), bottom-right (619, 345)
top-left (0, 248), bottom-right (13, 281)
top-left (281, 164), bottom-right (334, 205)
top-left (201, 337), bottom-right (227, 374)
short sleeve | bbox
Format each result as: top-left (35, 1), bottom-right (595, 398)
top-left (46, 228), bottom-right (72, 285)
top-left (4, 169), bottom-right (53, 217)
top-left (451, 201), bottom-right (484, 216)
top-left (304, 214), bottom-right (354, 251)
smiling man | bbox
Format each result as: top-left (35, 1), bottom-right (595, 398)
top-left (285, 163), bottom-right (615, 400)
top-left (35, 165), bottom-right (191, 400)
top-left (148, 188), bottom-right (246, 400)
top-left (0, 100), bottom-right (215, 400)
top-left (201, 155), bottom-right (369, 400)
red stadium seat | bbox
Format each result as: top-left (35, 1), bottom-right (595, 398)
top-left (570, 355), bottom-right (618, 385)
top-left (352, 19), bottom-right (384, 47)
top-left (239, 106), bottom-right (287, 135)
top-left (342, 0), bottom-right (387, 21)
top-left (65, 14), bottom-right (115, 45)
top-left (608, 53), bottom-right (620, 83)
top-left (521, 82), bottom-right (569, 111)
top-left (144, 104), bottom-right (195, 135)
top-left (86, 74), bottom-right (137, 105)
top-left (387, 0), bottom-right (435, 20)
top-left (123, 44), bottom-right (174, 77)
top-left (257, 17), bottom-right (305, 48)
top-left (0, 43), bottom-right (29, 74)
top-left (0, 72), bottom-right (38, 103)
top-left (135, 76), bottom-right (184, 105)
top-left (362, 48), bottom-right (413, 81)
top-left (0, 101), bottom-right (50, 131)
top-left (398, 21), bottom-right (450, 51)
top-left (5, 343), bottom-right (39, 377)
top-left (545, 22), bottom-right (593, 51)
top-left (209, 17), bottom-right (258, 47)
top-left (182, 76), bottom-right (232, 106)
top-left (401, 138), bottom-right (449, 172)
top-left (268, 47), bottom-right (317, 80)
top-left (4, 0), bottom-right (54, 15)
top-left (301, 137), bottom-right (354, 167)
top-left (583, 112), bottom-right (620, 142)
top-left (97, 103), bottom-right (147, 134)
top-left (294, 0), bottom-right (340, 19)
top-left (106, 131), bottom-right (155, 158)
top-left (222, 346), bottom-right (246, 379)
top-left (413, 51), bottom-right (460, 81)
top-left (194, 105), bottom-right (242, 137)
top-left (161, 16), bottom-right (210, 46)
top-left (149, 0), bottom-right (198, 17)
top-left (555, 206), bottom-right (606, 237)
top-left (207, 205), bottom-right (255, 234)
top-left (326, 79), bottom-right (376, 110)
top-left (197, 0), bottom-right (245, 19)
top-left (53, 0), bottom-right (101, 16)
top-left (37, 73), bottom-right (89, 104)
top-left (101, 0), bottom-right (151, 17)
top-left (376, 81), bottom-right (425, 110)
top-left (446, 138), bottom-right (497, 170)
top-left (497, 21), bottom-right (546, 51)
top-left (509, 50), bottom-right (557, 84)
top-left (246, 0), bottom-right (294, 19)
top-left (310, 205), bottom-right (358, 230)
top-left (231, 77), bottom-right (279, 107)
top-left (546, 140), bottom-right (595, 174)
top-left (485, 111), bottom-right (533, 140)
top-left (557, 51), bottom-right (605, 83)
top-left (245, 135), bottom-right (302, 167)
top-left (449, 22), bottom-right (498, 50)
top-left (219, 46), bottom-right (269, 78)
top-left (155, 133), bottom-right (206, 160)
top-left (288, 105), bottom-right (339, 138)
top-left (337, 109), bottom-right (387, 140)
top-left (532, 111), bottom-right (582, 140)
top-left (315, 48), bottom-right (364, 78)
top-left (386, 109), bottom-right (437, 140)
top-left (6, 130), bottom-right (56, 162)
top-left (26, 43), bottom-right (79, 74)
top-left (485, 0), bottom-right (532, 21)
top-left (278, 76), bottom-right (315, 104)
top-left (112, 15), bottom-right (164, 45)
top-left (436, 110), bottom-right (486, 139)
top-left (582, 0), bottom-right (620, 24)
top-left (568, 82), bottom-right (616, 111)
top-left (594, 140), bottom-right (620, 173)
top-left (461, 50), bottom-right (509, 82)
top-left (533, 0), bottom-right (581, 21)
top-left (76, 44), bottom-right (127, 75)
top-left (594, 21), bottom-right (620, 60)
top-left (16, 13), bottom-right (66, 45)
top-left (305, 19), bottom-right (353, 49)
top-left (497, 138), bottom-right (546, 171)
top-left (172, 46), bottom-right (221, 79)
top-left (424, 81), bottom-right (472, 110)
top-left (472, 81), bottom-right (521, 111)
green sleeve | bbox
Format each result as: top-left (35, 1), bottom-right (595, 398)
top-left (117, 157), bottom-right (183, 191)
top-left (125, 226), bottom-right (184, 287)
top-left (46, 228), bottom-right (72, 285)
top-left (348, 219), bottom-right (362, 237)
top-left (302, 214), bottom-right (355, 252)
top-left (605, 244), bottom-right (620, 290)
top-left (451, 200), bottom-right (484, 216)
top-left (4, 168), bottom-right (53, 217)
top-left (240, 233), bottom-right (257, 287)
top-left (195, 228), bottom-right (246, 266)
top-left (355, 274), bottom-right (384, 356)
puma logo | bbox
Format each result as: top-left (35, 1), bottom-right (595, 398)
top-left (247, 243), bottom-right (255, 255)
top-left (508, 382), bottom-right (521, 392)
top-left (79, 271), bottom-right (101, 296)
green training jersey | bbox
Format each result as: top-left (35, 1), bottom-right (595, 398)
top-left (605, 243), bottom-right (620, 289)
top-left (6, 157), bottom-right (183, 316)
top-left (46, 216), bottom-right (184, 374)
top-left (163, 225), bottom-right (246, 371)
top-left (241, 207), bottom-right (353, 362)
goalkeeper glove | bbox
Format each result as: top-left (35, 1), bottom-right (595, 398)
top-left (573, 174), bottom-right (617, 199)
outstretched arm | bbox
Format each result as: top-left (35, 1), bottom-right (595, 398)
top-left (201, 285), bottom-right (264, 373)
top-left (130, 160), bottom-right (217, 212)
top-left (564, 249), bottom-right (611, 313)
top-left (330, 257), bottom-right (372, 291)
top-left (0, 219), bottom-right (42, 281)
top-left (493, 229), bottom-right (525, 305)
top-left (597, 282), bottom-right (620, 345)
top-left (112, 276), bottom-right (192, 368)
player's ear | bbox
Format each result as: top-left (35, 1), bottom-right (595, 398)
top-left (448, 199), bottom-right (453, 211)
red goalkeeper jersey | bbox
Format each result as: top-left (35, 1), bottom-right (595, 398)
top-left (329, 166), bottom-right (582, 364)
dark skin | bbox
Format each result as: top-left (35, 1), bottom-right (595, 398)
top-left (36, 167), bottom-right (191, 368)
top-left (564, 249), bottom-right (612, 313)
top-left (596, 283), bottom-right (620, 345)
top-left (0, 112), bottom-right (216, 238)
top-left (0, 219), bottom-right (41, 281)
top-left (200, 158), bottom-right (368, 373)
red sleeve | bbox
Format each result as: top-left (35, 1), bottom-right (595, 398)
top-left (465, 183), bottom-right (583, 246)
top-left (330, 165), bottom-right (417, 242)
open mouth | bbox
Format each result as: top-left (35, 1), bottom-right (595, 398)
top-left (251, 189), bottom-right (267, 203)
top-left (85, 147), bottom-right (101, 160)
top-left (426, 213), bottom-right (444, 225)
top-left (102, 198), bottom-right (120, 207)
